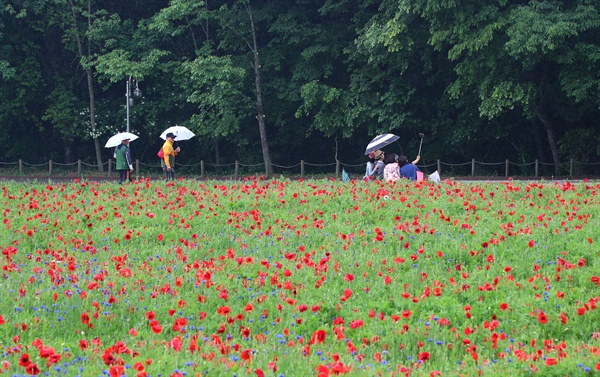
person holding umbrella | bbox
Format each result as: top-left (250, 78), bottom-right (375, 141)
top-left (115, 137), bottom-right (134, 184)
top-left (365, 150), bottom-right (385, 181)
top-left (161, 132), bottom-right (180, 180)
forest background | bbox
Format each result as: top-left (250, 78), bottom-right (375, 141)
top-left (0, 0), bottom-right (599, 177)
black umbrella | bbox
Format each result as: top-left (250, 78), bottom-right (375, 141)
top-left (364, 133), bottom-right (399, 155)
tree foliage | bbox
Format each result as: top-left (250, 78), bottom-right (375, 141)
top-left (0, 0), bottom-right (599, 173)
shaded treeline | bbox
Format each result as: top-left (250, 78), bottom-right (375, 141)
top-left (0, 0), bottom-right (599, 175)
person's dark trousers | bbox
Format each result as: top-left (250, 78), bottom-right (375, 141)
top-left (162, 167), bottom-right (174, 181)
top-left (118, 170), bottom-right (128, 184)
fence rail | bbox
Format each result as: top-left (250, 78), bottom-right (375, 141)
top-left (1, 158), bottom-right (600, 180)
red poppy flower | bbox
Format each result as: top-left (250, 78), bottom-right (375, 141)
top-left (133, 362), bottom-right (145, 372)
top-left (240, 349), bottom-right (253, 361)
top-left (39, 346), bottom-right (55, 359)
top-left (79, 339), bottom-right (89, 351)
top-left (149, 320), bottom-right (163, 334)
top-left (102, 351), bottom-right (115, 365)
top-left (419, 352), bottom-right (430, 362)
top-left (310, 330), bottom-right (327, 345)
top-left (170, 336), bottom-right (182, 352)
top-left (25, 363), bottom-right (40, 375)
top-left (537, 311), bottom-right (548, 324)
top-left (217, 306), bottom-right (231, 316)
top-left (349, 320), bottom-right (364, 329)
top-left (19, 353), bottom-right (31, 367)
top-left (340, 289), bottom-right (353, 302)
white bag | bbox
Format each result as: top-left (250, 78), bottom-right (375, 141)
top-left (429, 170), bottom-right (440, 183)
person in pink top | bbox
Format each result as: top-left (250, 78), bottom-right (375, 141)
top-left (383, 153), bottom-right (401, 182)
top-left (384, 153), bottom-right (421, 182)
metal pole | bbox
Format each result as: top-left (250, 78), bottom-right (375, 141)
top-left (126, 77), bottom-right (131, 132)
top-left (570, 158), bottom-right (573, 177)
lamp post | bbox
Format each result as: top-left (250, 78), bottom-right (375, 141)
top-left (126, 76), bottom-right (142, 132)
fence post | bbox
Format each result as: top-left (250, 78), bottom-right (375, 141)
top-left (471, 159), bottom-right (475, 177)
top-left (77, 160), bottom-right (82, 175)
top-left (108, 159), bottom-right (112, 175)
top-left (135, 159), bottom-right (139, 176)
top-left (300, 160), bottom-right (304, 178)
top-left (437, 159), bottom-right (441, 175)
top-left (19, 159), bottom-right (23, 175)
top-left (570, 158), bottom-right (573, 177)
top-left (200, 160), bottom-right (204, 178)
top-left (235, 161), bottom-right (239, 180)
top-left (49, 160), bottom-right (52, 175)
top-left (535, 159), bottom-right (539, 177)
top-left (505, 159), bottom-right (509, 178)
top-left (336, 160), bottom-right (340, 179)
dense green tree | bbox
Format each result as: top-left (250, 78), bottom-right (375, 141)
top-left (364, 0), bottom-right (600, 175)
top-left (0, 1), bottom-right (15, 80)
top-left (1, 0), bottom-right (78, 161)
top-left (0, 0), bottom-right (599, 177)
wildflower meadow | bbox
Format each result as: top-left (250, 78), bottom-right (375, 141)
top-left (0, 177), bottom-right (599, 377)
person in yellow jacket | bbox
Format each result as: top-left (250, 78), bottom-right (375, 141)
top-left (161, 132), bottom-right (180, 180)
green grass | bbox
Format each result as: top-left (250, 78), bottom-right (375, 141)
top-left (0, 178), bottom-right (598, 376)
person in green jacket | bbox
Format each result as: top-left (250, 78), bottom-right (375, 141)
top-left (115, 137), bottom-right (133, 184)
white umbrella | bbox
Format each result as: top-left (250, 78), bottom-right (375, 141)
top-left (104, 132), bottom-right (139, 148)
top-left (364, 133), bottom-right (400, 155)
top-left (160, 125), bottom-right (195, 141)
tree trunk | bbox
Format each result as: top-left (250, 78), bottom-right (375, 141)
top-left (246, 3), bottom-right (272, 176)
top-left (65, 144), bottom-right (74, 164)
top-left (215, 141), bottom-right (220, 165)
top-left (535, 102), bottom-right (561, 176)
top-left (530, 117), bottom-right (547, 163)
top-left (69, 0), bottom-right (103, 171)
top-left (87, 64), bottom-right (102, 171)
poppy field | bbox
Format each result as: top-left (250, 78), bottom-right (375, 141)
top-left (1, 177), bottom-right (599, 377)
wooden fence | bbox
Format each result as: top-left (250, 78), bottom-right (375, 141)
top-left (1, 158), bottom-right (600, 179)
